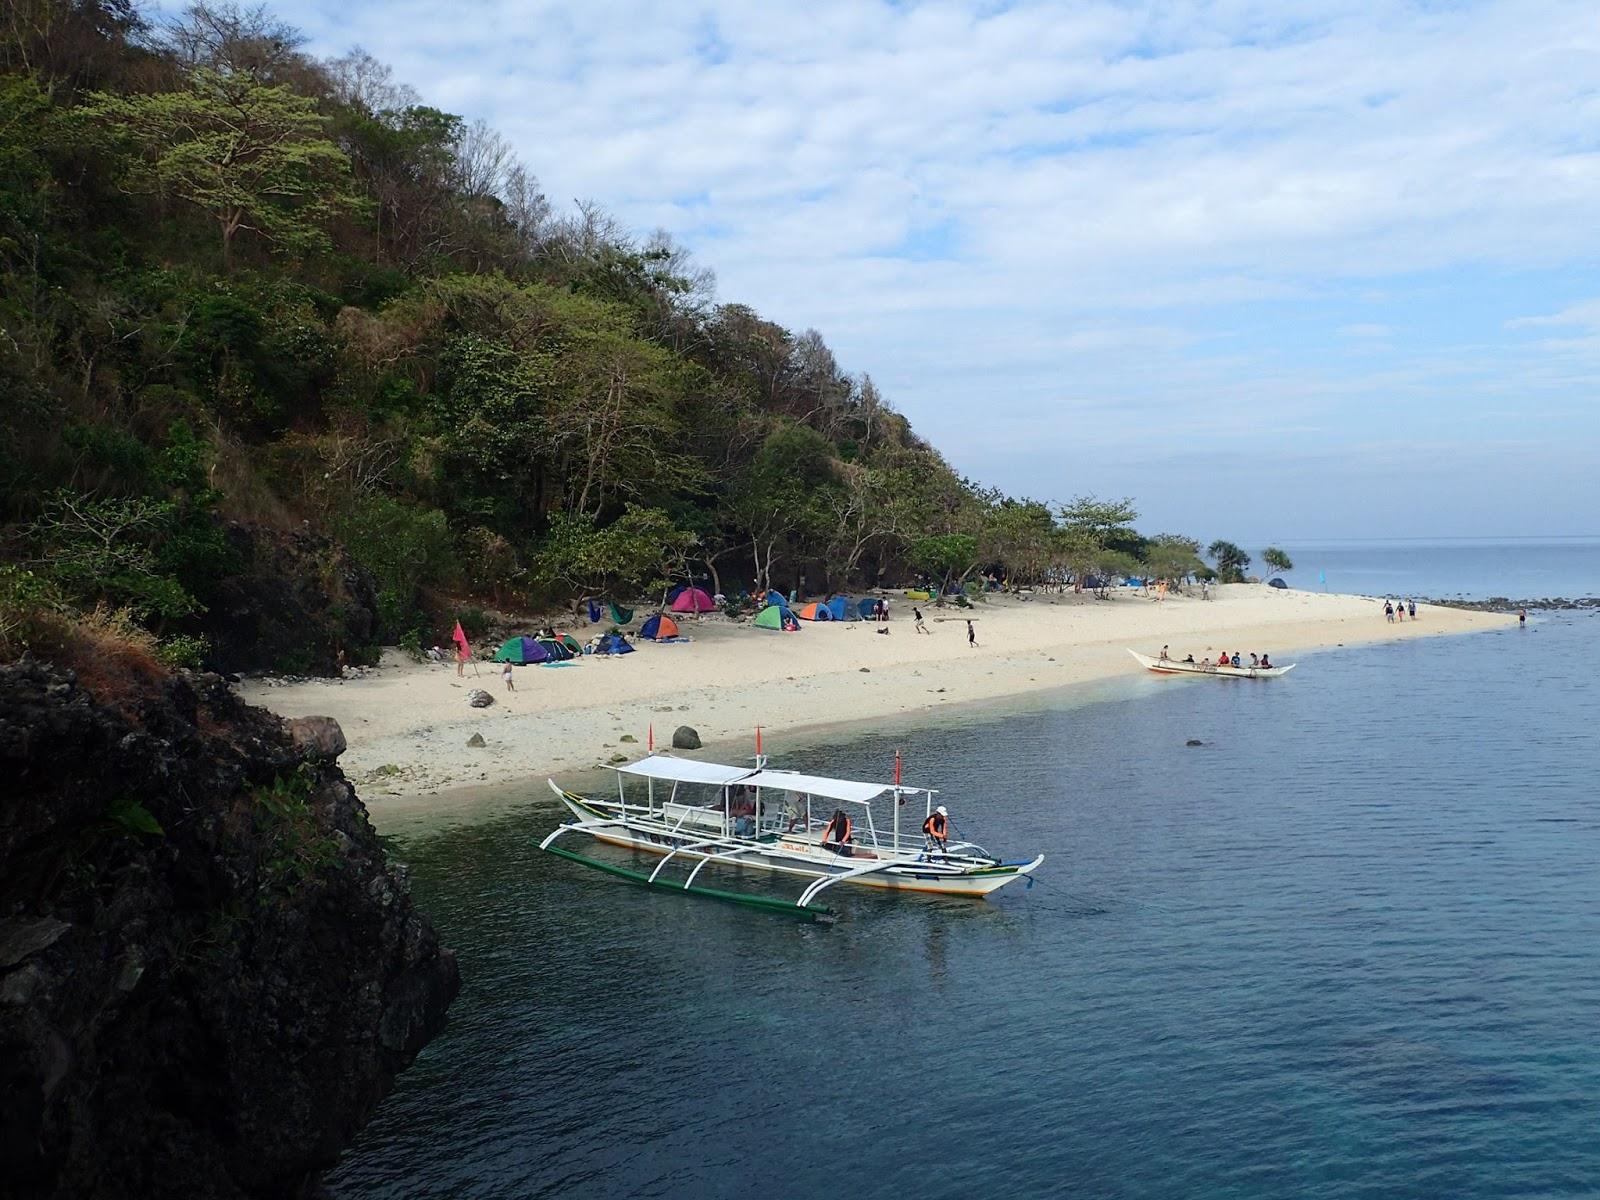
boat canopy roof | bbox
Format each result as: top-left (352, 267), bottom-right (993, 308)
top-left (609, 756), bottom-right (930, 801)
top-left (613, 756), bottom-right (753, 787)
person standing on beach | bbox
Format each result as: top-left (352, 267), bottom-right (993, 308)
top-left (1408, 599), bottom-right (1417, 619)
top-left (1519, 608), bottom-right (1527, 626)
top-left (1384, 600), bottom-right (1394, 622)
top-left (967, 620), bottom-right (978, 648)
top-left (914, 606), bottom-right (930, 634)
top-left (502, 662), bottom-right (515, 692)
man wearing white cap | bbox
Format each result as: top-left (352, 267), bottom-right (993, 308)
top-left (921, 805), bottom-right (950, 857)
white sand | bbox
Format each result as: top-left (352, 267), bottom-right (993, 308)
top-left (239, 586), bottom-right (1509, 808)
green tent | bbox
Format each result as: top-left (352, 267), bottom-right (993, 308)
top-left (559, 633), bottom-right (583, 655)
top-left (608, 602), bottom-right (634, 624)
top-left (753, 604), bottom-right (797, 631)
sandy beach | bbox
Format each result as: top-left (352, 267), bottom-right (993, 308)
top-left (238, 586), bottom-right (1510, 808)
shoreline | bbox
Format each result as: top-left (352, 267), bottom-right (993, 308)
top-left (238, 585), bottom-right (1513, 825)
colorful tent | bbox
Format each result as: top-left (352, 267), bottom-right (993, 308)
top-left (493, 636), bottom-right (549, 664)
top-left (856, 597), bottom-right (879, 619)
top-left (666, 585), bottom-right (686, 603)
top-left (608, 602), bottom-right (633, 624)
top-left (596, 632), bottom-right (634, 655)
top-left (764, 589), bottom-right (786, 608)
top-left (639, 613), bottom-right (681, 641)
top-left (796, 601), bottom-right (833, 621)
top-left (558, 633), bottom-right (584, 654)
top-left (754, 604), bottom-right (799, 632)
top-left (670, 587), bottom-right (714, 613)
top-left (825, 596), bottom-right (849, 621)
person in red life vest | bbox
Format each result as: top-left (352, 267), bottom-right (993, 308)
top-left (922, 805), bottom-right (950, 857)
top-left (821, 809), bottom-right (853, 857)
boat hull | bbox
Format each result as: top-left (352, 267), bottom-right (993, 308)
top-left (560, 795), bottom-right (1037, 898)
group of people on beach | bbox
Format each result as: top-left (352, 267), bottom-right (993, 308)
top-left (1384, 598), bottom-right (1418, 622)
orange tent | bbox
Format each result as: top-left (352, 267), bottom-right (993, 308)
top-left (639, 613), bottom-right (680, 640)
top-left (795, 602), bottom-right (833, 621)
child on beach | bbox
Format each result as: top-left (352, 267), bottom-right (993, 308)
top-left (502, 662), bottom-right (514, 692)
top-left (914, 607), bottom-right (930, 634)
top-left (967, 620), bottom-right (978, 648)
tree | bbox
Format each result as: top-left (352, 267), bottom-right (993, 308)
top-left (1058, 494), bottom-right (1139, 592)
top-left (78, 67), bottom-right (360, 271)
top-left (531, 504), bottom-right (694, 601)
top-left (1145, 534), bottom-right (1205, 587)
top-left (1207, 539), bottom-right (1251, 583)
top-left (908, 534), bottom-right (979, 594)
top-left (1262, 546), bottom-right (1293, 576)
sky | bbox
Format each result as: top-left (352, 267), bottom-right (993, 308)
top-left (264, 0), bottom-right (1600, 541)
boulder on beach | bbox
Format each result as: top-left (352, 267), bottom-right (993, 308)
top-left (285, 715), bottom-right (346, 761)
top-left (466, 732), bottom-right (486, 747)
top-left (467, 689), bottom-right (494, 708)
top-left (672, 725), bottom-right (701, 750)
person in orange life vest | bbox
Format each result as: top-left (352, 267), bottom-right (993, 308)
top-left (821, 809), bottom-right (853, 857)
top-left (922, 805), bottom-right (950, 856)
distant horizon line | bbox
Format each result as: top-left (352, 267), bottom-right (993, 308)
top-left (1235, 535), bottom-right (1600, 546)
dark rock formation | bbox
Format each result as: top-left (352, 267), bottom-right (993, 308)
top-left (672, 725), bottom-right (701, 750)
top-left (198, 521), bottom-right (381, 677)
top-left (0, 661), bottom-right (459, 1199)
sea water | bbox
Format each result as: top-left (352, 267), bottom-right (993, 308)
top-left (330, 549), bottom-right (1600, 1199)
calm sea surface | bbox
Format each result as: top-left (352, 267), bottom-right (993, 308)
top-left (1271, 537), bottom-right (1600, 600)
top-left (331, 546), bottom-right (1600, 1199)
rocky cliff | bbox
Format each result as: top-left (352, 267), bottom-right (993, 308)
top-left (0, 659), bottom-right (460, 1199)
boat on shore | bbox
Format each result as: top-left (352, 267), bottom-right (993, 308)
top-left (1128, 649), bottom-right (1296, 678)
top-left (539, 754), bottom-right (1044, 921)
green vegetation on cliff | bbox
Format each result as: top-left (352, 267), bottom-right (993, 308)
top-left (0, 2), bottom-right (1231, 674)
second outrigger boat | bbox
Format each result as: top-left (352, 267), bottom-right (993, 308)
top-left (540, 753), bottom-right (1044, 922)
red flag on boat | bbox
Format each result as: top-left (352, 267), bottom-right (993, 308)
top-left (755, 725), bottom-right (763, 757)
top-left (452, 620), bottom-right (471, 661)
top-left (648, 724), bottom-right (654, 751)
top-left (894, 749), bottom-right (903, 787)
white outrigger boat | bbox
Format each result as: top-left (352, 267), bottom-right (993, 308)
top-left (539, 754), bottom-right (1044, 922)
top-left (1128, 649), bottom-right (1297, 678)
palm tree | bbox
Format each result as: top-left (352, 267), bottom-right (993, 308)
top-left (1207, 539), bottom-right (1251, 583)
top-left (1262, 547), bottom-right (1293, 577)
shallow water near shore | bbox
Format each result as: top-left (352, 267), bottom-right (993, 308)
top-left (331, 606), bottom-right (1600, 1199)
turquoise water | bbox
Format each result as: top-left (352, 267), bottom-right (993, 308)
top-left (330, 555), bottom-right (1600, 1198)
top-left (1271, 537), bottom-right (1600, 600)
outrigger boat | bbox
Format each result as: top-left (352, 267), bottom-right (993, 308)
top-left (539, 753), bottom-right (1044, 922)
top-left (1128, 649), bottom-right (1297, 678)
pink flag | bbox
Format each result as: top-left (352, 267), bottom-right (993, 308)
top-left (452, 620), bottom-right (471, 661)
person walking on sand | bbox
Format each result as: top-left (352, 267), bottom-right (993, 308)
top-left (914, 606), bottom-right (930, 634)
top-left (1519, 607), bottom-right (1527, 626)
top-left (502, 662), bottom-right (514, 692)
top-left (1384, 600), bottom-right (1395, 623)
top-left (1408, 598), bottom-right (1417, 619)
top-left (967, 619), bottom-right (978, 648)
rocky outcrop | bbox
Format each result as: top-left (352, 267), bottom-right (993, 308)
top-left (199, 521), bottom-right (381, 677)
top-left (0, 660), bottom-right (459, 1199)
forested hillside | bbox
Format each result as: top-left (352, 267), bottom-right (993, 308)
top-left (0, 1), bottom-right (1208, 676)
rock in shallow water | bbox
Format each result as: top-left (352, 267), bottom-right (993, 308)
top-left (672, 725), bottom-right (701, 749)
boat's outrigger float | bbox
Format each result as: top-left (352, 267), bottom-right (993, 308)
top-left (539, 753), bottom-right (1044, 922)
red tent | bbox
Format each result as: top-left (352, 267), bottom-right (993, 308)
top-left (669, 587), bottom-right (714, 613)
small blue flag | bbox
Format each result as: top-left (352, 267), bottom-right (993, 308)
top-left (1319, 570), bottom-right (1326, 586)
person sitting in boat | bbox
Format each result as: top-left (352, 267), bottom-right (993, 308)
top-left (821, 809), bottom-right (853, 857)
top-left (1183, 654), bottom-right (1195, 663)
top-left (1249, 653), bottom-right (1259, 667)
top-left (1230, 652), bottom-right (1242, 667)
top-left (922, 805), bottom-right (950, 857)
top-left (1259, 652), bottom-right (1272, 668)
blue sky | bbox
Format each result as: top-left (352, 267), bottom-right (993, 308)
top-left (264, 0), bottom-right (1600, 540)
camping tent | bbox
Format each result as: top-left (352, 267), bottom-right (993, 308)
top-left (670, 587), bottom-right (714, 613)
top-left (1267, 577), bottom-right (1288, 590)
top-left (856, 597), bottom-right (879, 620)
top-left (596, 632), bottom-right (634, 655)
top-left (796, 601), bottom-right (832, 621)
top-left (825, 596), bottom-right (849, 621)
top-left (493, 636), bottom-right (549, 664)
top-left (754, 604), bottom-right (799, 632)
top-left (536, 637), bottom-right (573, 661)
top-left (608, 602), bottom-right (634, 624)
top-left (665, 585), bottom-right (685, 603)
top-left (558, 633), bottom-right (584, 654)
top-left (640, 613), bottom-right (681, 641)
top-left (764, 589), bottom-right (786, 608)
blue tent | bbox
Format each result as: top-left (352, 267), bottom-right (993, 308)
top-left (596, 632), bottom-right (634, 655)
top-left (825, 596), bottom-right (849, 621)
top-left (856, 597), bottom-right (879, 619)
top-left (764, 589), bottom-right (786, 608)
top-left (640, 613), bottom-right (680, 641)
top-left (666, 585), bottom-right (686, 603)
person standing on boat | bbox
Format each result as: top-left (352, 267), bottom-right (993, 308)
top-left (922, 805), bottom-right (950, 857)
top-left (821, 809), bottom-right (853, 857)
